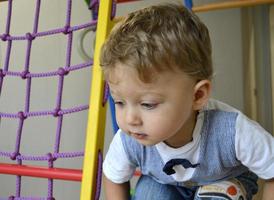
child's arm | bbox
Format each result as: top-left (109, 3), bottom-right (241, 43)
top-left (103, 175), bottom-right (130, 200)
top-left (262, 178), bottom-right (274, 200)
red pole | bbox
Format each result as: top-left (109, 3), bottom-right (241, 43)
top-left (0, 163), bottom-right (82, 181)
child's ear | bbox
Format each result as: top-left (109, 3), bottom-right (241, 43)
top-left (192, 80), bottom-right (211, 110)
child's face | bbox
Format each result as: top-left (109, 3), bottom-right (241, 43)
top-left (108, 63), bottom-right (198, 148)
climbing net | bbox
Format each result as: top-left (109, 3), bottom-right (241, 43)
top-left (0, 0), bottom-right (106, 199)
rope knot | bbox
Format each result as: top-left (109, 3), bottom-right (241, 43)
top-left (25, 32), bottom-right (35, 41)
top-left (58, 67), bottom-right (69, 76)
top-left (21, 70), bottom-right (29, 79)
top-left (17, 111), bottom-right (27, 120)
top-left (10, 152), bottom-right (20, 160)
top-left (47, 153), bottom-right (56, 162)
top-left (1, 33), bottom-right (9, 41)
top-left (0, 69), bottom-right (6, 78)
top-left (53, 108), bottom-right (61, 117)
top-left (63, 25), bottom-right (71, 34)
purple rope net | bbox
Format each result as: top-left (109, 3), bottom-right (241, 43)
top-left (0, 0), bottom-right (112, 199)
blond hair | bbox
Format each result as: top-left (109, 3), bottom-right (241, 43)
top-left (100, 3), bottom-right (212, 82)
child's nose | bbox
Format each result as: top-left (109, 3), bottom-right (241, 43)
top-left (125, 108), bottom-right (141, 126)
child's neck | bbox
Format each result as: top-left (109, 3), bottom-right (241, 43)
top-left (164, 111), bottom-right (198, 148)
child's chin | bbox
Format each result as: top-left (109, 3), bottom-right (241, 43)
top-left (136, 139), bottom-right (158, 146)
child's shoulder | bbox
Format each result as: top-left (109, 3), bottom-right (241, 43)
top-left (205, 99), bottom-right (263, 129)
top-left (205, 99), bottom-right (241, 114)
top-left (201, 99), bottom-right (241, 127)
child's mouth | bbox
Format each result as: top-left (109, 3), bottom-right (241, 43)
top-left (131, 132), bottom-right (147, 140)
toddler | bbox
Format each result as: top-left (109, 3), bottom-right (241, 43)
top-left (100, 3), bottom-right (274, 200)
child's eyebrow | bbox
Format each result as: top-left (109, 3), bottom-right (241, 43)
top-left (141, 92), bottom-right (165, 98)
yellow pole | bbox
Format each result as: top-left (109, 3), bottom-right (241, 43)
top-left (80, 0), bottom-right (113, 199)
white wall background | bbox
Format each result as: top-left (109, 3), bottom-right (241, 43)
top-left (0, 0), bottom-right (246, 199)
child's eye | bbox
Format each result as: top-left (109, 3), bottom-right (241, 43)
top-left (141, 103), bottom-right (157, 110)
top-left (114, 101), bottom-right (124, 106)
